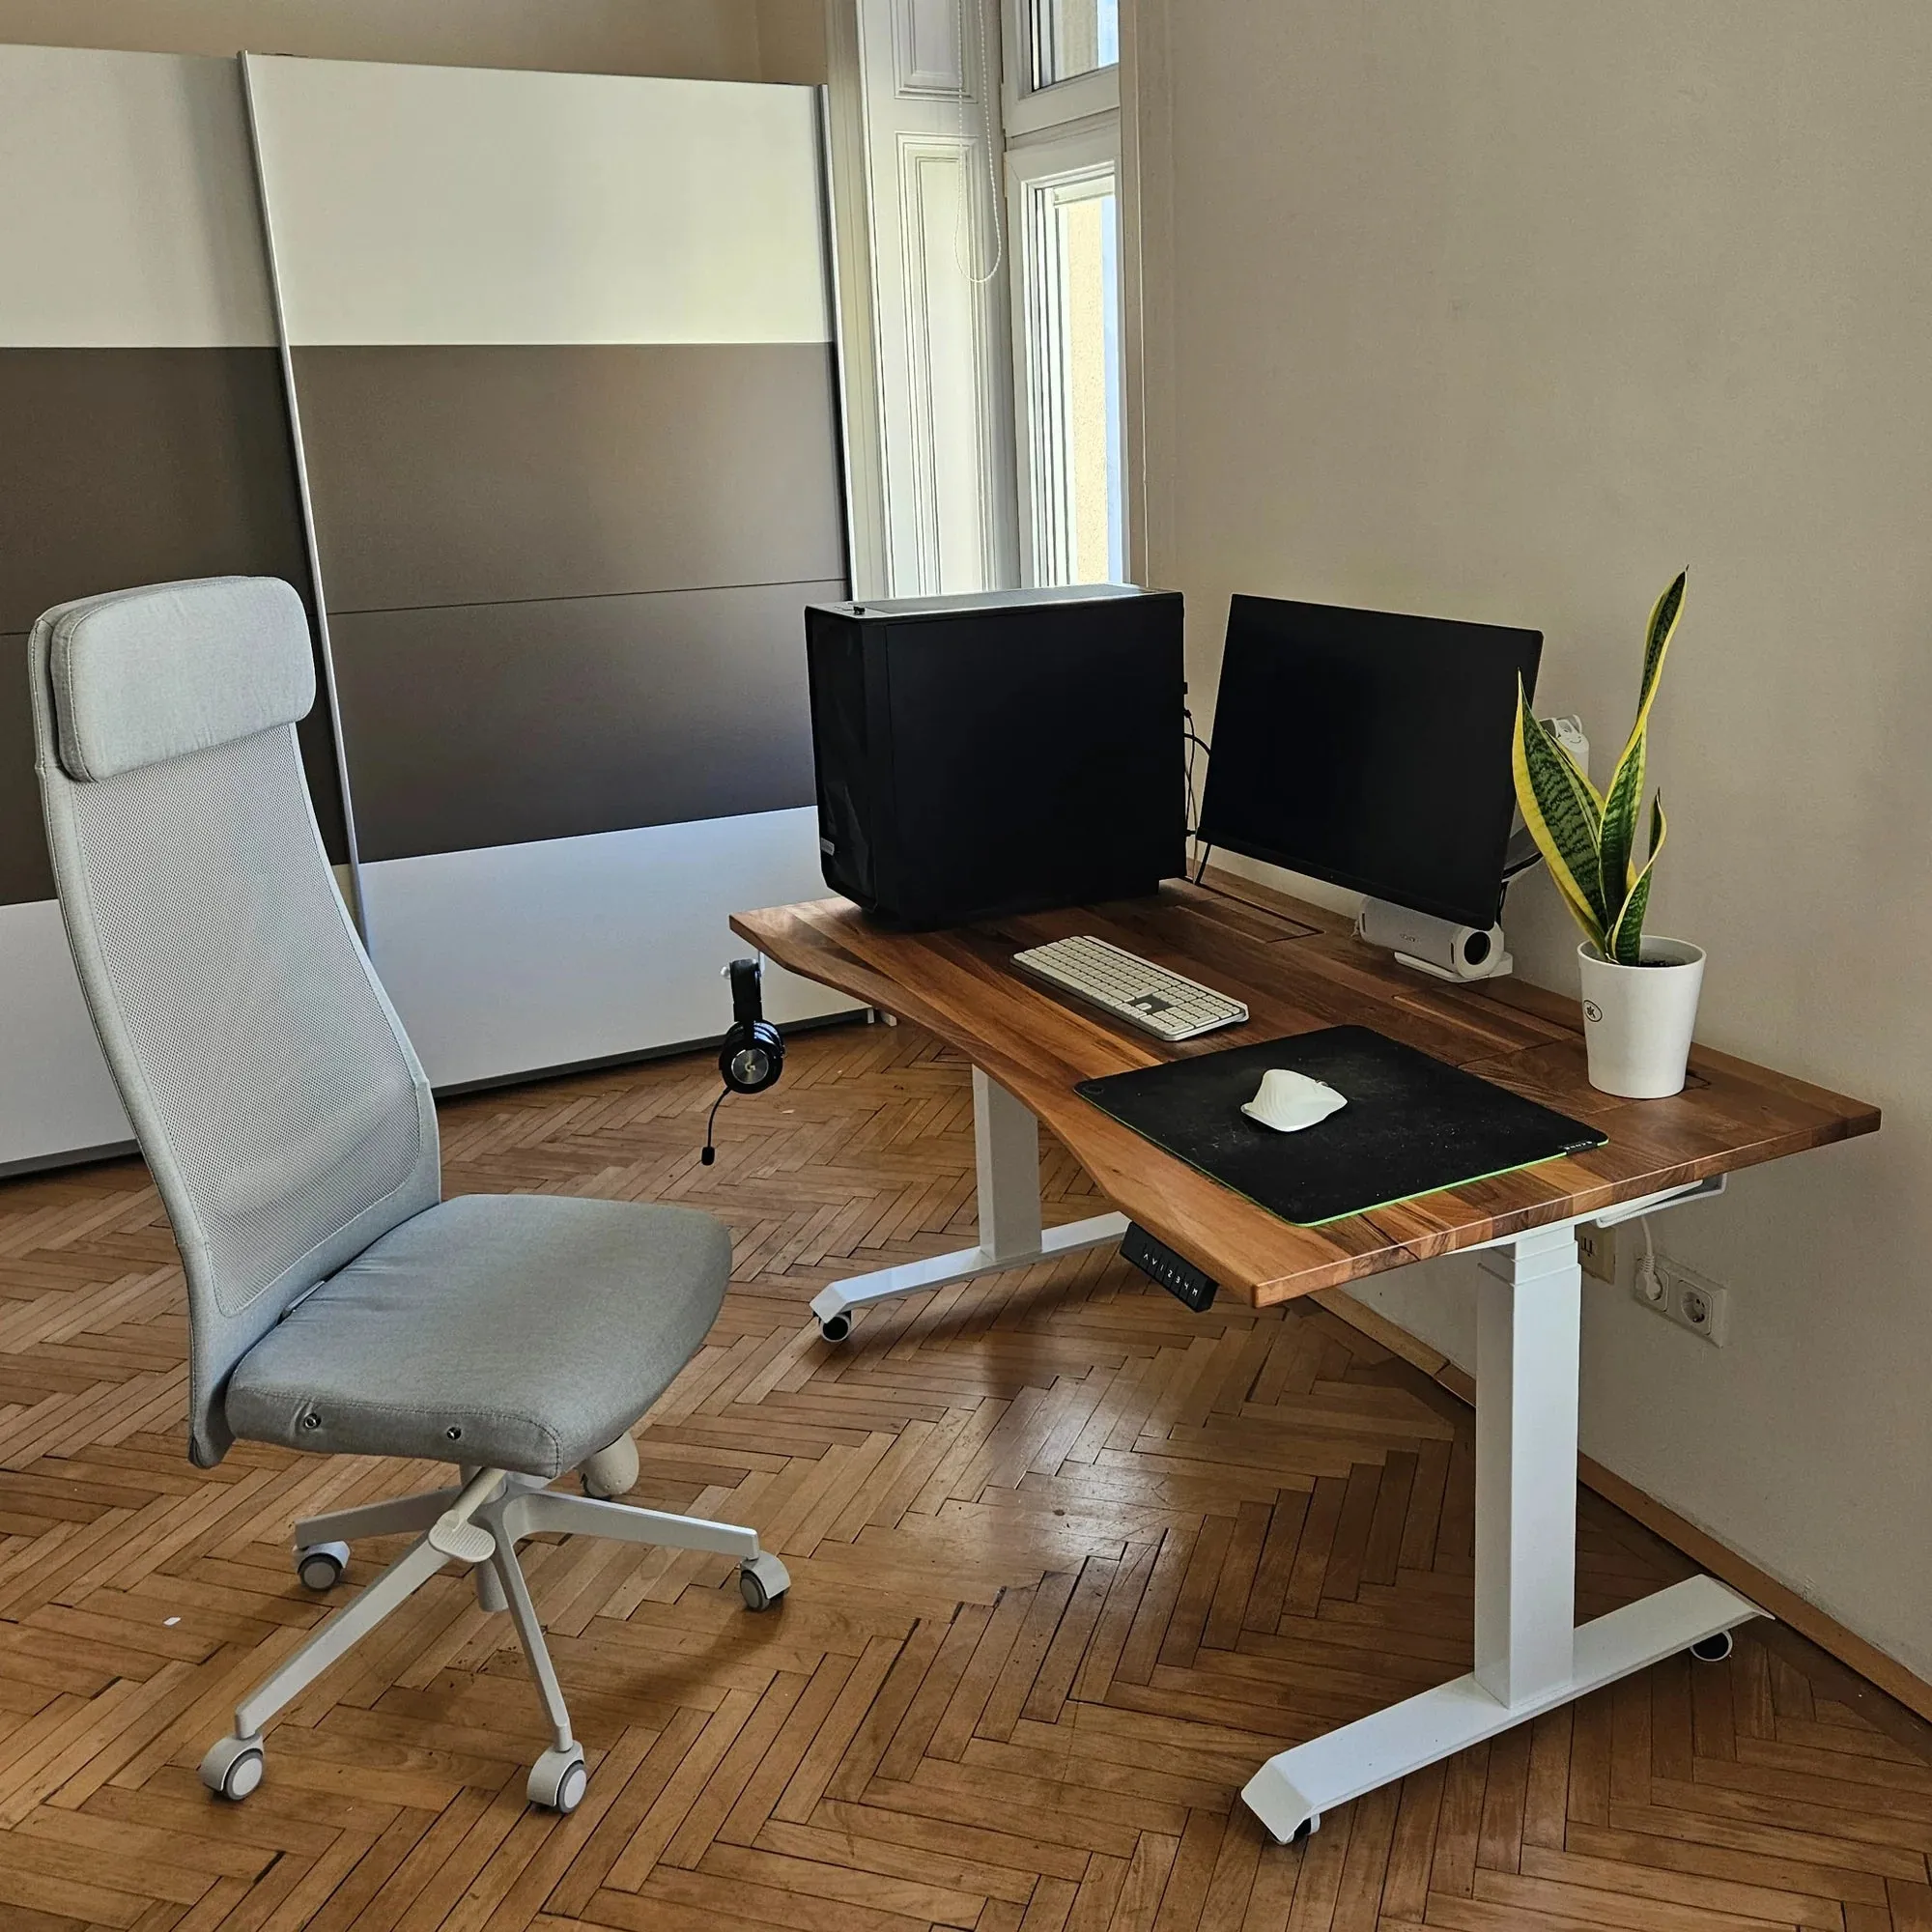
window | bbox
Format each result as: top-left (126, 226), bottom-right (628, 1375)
top-left (823, 0), bottom-right (1125, 598)
top-left (1012, 141), bottom-right (1122, 584)
top-left (1028, 0), bottom-right (1120, 90)
top-left (1002, 0), bottom-right (1124, 587)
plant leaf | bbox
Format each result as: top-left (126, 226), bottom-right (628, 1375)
top-left (1511, 681), bottom-right (1608, 948)
top-left (1600, 572), bottom-right (1684, 942)
top-left (1606, 794), bottom-right (1666, 964)
top-left (1610, 569), bottom-right (1686, 780)
top-left (1598, 726), bottom-right (1646, 918)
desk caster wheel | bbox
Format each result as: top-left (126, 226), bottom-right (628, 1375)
top-left (296, 1541), bottom-right (350, 1591)
top-left (201, 1733), bottom-right (265, 1802)
top-left (1290, 1811), bottom-right (1321, 1844)
top-left (528, 1744), bottom-right (587, 1813)
top-left (739, 1551), bottom-right (790, 1611)
top-left (818, 1312), bottom-right (851, 1345)
top-left (1689, 1631), bottom-right (1734, 1662)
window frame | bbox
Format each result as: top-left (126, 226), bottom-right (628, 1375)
top-left (999, 2), bottom-right (1121, 151)
top-left (998, 0), bottom-right (1126, 589)
top-left (1006, 124), bottom-right (1124, 588)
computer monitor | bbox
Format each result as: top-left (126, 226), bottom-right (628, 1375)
top-left (1198, 595), bottom-right (1543, 930)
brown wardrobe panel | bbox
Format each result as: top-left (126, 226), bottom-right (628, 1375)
top-left (0, 348), bottom-right (347, 868)
top-left (0, 350), bottom-right (307, 632)
top-left (330, 579), bottom-right (839, 862)
top-left (292, 342), bottom-right (846, 613)
top-left (0, 643), bottom-right (51, 905)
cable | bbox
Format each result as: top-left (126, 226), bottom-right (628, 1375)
top-left (699, 1086), bottom-right (729, 1167)
top-left (1193, 840), bottom-right (1214, 886)
top-left (1184, 711), bottom-right (1212, 871)
top-left (1182, 708), bottom-right (1200, 838)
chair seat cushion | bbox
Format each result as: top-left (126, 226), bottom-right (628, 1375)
top-left (224, 1194), bottom-right (731, 1478)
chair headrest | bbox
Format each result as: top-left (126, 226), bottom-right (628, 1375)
top-left (41, 576), bottom-right (316, 782)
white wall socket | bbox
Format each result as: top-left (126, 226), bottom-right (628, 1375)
top-left (1632, 1250), bottom-right (1729, 1346)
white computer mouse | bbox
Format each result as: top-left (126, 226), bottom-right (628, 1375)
top-left (1240, 1067), bottom-right (1348, 1133)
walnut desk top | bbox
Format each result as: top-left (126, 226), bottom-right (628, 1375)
top-left (732, 874), bottom-right (1878, 1308)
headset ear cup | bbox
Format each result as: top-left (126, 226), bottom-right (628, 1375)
top-left (720, 1018), bottom-right (784, 1094)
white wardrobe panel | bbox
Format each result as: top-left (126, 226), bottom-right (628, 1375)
top-left (0, 45), bottom-right (274, 348)
top-left (243, 57), bottom-right (832, 347)
top-left (357, 810), bottom-right (856, 1091)
top-left (0, 901), bottom-right (130, 1169)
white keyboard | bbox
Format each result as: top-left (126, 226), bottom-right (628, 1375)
top-left (1011, 934), bottom-right (1249, 1041)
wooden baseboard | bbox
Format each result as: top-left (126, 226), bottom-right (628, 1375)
top-left (1314, 1285), bottom-right (1932, 1728)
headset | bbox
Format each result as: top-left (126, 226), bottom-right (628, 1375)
top-left (701, 956), bottom-right (784, 1165)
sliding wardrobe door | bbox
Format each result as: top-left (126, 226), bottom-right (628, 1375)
top-left (244, 56), bottom-right (857, 1087)
top-left (0, 46), bottom-right (336, 1169)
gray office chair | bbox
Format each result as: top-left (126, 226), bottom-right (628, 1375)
top-left (29, 576), bottom-right (789, 1815)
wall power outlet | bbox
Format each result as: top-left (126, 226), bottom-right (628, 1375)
top-left (1632, 1249), bottom-right (1729, 1346)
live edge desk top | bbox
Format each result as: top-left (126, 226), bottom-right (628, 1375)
top-left (731, 874), bottom-right (1879, 1309)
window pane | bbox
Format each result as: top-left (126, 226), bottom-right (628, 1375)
top-left (1021, 165), bottom-right (1123, 586)
top-left (1032, 0), bottom-right (1121, 89)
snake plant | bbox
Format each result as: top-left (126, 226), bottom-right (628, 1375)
top-left (1512, 571), bottom-right (1685, 966)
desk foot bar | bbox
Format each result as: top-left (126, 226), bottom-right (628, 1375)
top-left (811, 1211), bottom-right (1129, 1331)
top-left (811, 1067), bottom-right (1129, 1339)
top-left (1242, 1576), bottom-right (1762, 1842)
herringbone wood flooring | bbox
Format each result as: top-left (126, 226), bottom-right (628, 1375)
top-left (0, 1021), bottom-right (1926, 1932)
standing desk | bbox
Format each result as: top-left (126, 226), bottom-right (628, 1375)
top-left (731, 873), bottom-right (1879, 1844)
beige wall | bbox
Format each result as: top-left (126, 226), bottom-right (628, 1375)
top-left (0, 0), bottom-right (824, 80)
top-left (1135, 0), bottom-right (1932, 1677)
top-left (756, 0), bottom-right (830, 82)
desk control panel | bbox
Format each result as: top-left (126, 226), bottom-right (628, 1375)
top-left (1122, 1222), bottom-right (1218, 1312)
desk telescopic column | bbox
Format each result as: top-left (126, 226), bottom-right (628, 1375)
top-left (1241, 1218), bottom-right (1760, 1844)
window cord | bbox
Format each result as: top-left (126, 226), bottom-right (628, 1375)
top-left (953, 0), bottom-right (1005, 285)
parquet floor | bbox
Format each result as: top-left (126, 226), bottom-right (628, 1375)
top-left (1, 1020), bottom-right (1928, 1932)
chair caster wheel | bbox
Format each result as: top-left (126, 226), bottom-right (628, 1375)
top-left (1689, 1630), bottom-right (1734, 1662)
top-left (296, 1542), bottom-right (350, 1591)
top-left (1290, 1811), bottom-right (1320, 1843)
top-left (739, 1551), bottom-right (790, 1611)
top-left (818, 1312), bottom-right (851, 1344)
top-left (528, 1744), bottom-right (587, 1813)
top-left (200, 1733), bottom-right (266, 1802)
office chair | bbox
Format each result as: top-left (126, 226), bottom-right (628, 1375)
top-left (29, 576), bottom-right (789, 1815)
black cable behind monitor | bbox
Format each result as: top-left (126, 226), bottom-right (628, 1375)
top-left (1184, 707), bottom-right (1212, 881)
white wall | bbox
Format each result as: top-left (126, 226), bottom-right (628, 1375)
top-left (1135, 0), bottom-right (1931, 1678)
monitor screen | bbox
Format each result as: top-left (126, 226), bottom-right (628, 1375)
top-left (1198, 595), bottom-right (1543, 930)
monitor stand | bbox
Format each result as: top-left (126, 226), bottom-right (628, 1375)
top-left (1396, 943), bottom-right (1513, 984)
top-left (1357, 896), bottom-right (1515, 983)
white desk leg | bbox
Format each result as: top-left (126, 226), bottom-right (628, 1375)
top-left (811, 1067), bottom-right (1127, 1341)
top-left (1476, 1223), bottom-right (1582, 1708)
top-left (1240, 1221), bottom-right (1762, 1844)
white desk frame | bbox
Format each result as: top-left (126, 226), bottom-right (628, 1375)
top-left (810, 1068), bottom-right (1758, 1842)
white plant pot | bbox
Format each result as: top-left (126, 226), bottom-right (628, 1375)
top-left (1577, 937), bottom-right (1705, 1099)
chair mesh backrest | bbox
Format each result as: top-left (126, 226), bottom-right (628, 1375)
top-left (29, 580), bottom-right (439, 1465)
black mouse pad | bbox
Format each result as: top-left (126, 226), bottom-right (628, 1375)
top-left (1076, 1025), bottom-right (1606, 1227)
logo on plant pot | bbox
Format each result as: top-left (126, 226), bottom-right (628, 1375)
top-left (1582, 1000), bottom-right (1604, 1023)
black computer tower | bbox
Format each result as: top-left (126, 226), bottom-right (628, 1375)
top-left (805, 585), bottom-right (1186, 928)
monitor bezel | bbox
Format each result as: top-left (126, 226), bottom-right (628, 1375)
top-left (1198, 593), bottom-right (1543, 931)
